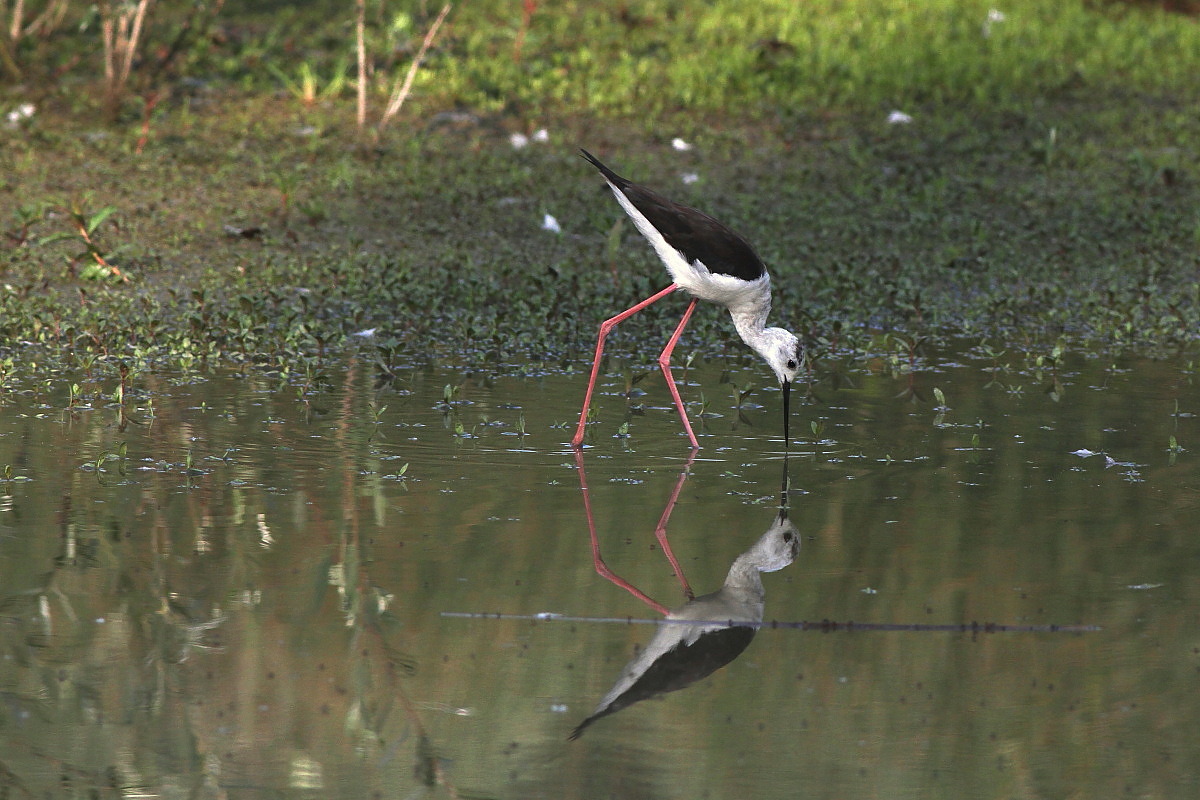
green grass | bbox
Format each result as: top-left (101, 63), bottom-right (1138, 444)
top-left (1, 1), bottom-right (1200, 385)
top-left (8, 1), bottom-right (1200, 122)
top-left (436, 0), bottom-right (1200, 117)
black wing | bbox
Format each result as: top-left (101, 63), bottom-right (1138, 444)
top-left (568, 625), bottom-right (756, 740)
top-left (580, 149), bottom-right (766, 283)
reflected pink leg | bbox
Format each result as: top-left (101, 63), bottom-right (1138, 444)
top-left (652, 452), bottom-right (696, 600)
top-left (575, 449), bottom-right (670, 614)
top-left (657, 298), bottom-right (700, 449)
top-left (572, 284), bottom-right (680, 448)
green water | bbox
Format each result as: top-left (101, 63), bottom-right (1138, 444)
top-left (1, 342), bottom-right (1197, 798)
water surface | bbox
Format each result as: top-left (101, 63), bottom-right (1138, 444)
top-left (1, 343), bottom-right (1197, 798)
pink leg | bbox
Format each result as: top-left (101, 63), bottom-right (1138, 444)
top-left (657, 298), bottom-right (700, 449)
top-left (572, 284), bottom-right (680, 448)
top-left (574, 449), bottom-right (670, 615)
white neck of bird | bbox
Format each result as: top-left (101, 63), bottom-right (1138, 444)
top-left (730, 303), bottom-right (771, 346)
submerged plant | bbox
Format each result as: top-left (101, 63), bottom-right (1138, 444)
top-left (730, 381), bottom-right (756, 410)
top-left (1168, 435), bottom-right (1185, 466)
top-left (439, 383), bottom-right (461, 409)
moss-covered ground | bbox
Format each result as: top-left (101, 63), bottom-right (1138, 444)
top-left (2, 0), bottom-right (1199, 387)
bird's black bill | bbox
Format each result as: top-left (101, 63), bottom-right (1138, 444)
top-left (782, 380), bottom-right (791, 450)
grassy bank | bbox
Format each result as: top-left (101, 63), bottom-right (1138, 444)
top-left (1, 0), bottom-right (1199, 386)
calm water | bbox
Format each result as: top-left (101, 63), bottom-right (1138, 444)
top-left (1, 341), bottom-right (1198, 799)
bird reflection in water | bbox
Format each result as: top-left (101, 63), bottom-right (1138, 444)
top-left (570, 452), bottom-right (798, 740)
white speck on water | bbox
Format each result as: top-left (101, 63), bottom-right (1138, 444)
top-left (541, 214), bottom-right (561, 234)
top-left (671, 137), bottom-right (693, 151)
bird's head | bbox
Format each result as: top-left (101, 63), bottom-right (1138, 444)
top-left (757, 327), bottom-right (802, 387)
top-left (754, 327), bottom-right (801, 446)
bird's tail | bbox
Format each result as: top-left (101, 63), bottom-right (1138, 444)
top-left (579, 148), bottom-right (628, 189)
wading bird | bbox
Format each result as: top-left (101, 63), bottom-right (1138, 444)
top-left (572, 149), bottom-right (801, 449)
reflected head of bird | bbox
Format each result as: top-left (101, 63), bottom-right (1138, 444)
top-left (745, 512), bottom-right (800, 574)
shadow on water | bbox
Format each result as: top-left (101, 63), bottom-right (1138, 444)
top-left (569, 454), bottom-right (798, 740)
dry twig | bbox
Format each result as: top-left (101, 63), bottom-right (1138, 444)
top-left (99, 0), bottom-right (153, 120)
top-left (379, 3), bottom-right (450, 130)
top-left (355, 0), bottom-right (367, 129)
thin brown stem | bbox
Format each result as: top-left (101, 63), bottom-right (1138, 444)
top-left (355, 0), bottom-right (367, 129)
top-left (99, 0), bottom-right (154, 121)
top-left (379, 3), bottom-right (450, 130)
top-left (9, 0), bottom-right (25, 42)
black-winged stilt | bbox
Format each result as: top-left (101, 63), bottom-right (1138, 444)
top-left (572, 149), bottom-right (801, 449)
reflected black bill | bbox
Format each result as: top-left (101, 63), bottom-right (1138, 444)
top-left (782, 379), bottom-right (791, 450)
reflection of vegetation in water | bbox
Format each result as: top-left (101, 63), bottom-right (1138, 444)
top-left (0, 364), bottom-right (465, 798)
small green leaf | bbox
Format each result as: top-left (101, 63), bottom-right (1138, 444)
top-left (86, 206), bottom-right (119, 235)
top-left (35, 231), bottom-right (77, 246)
